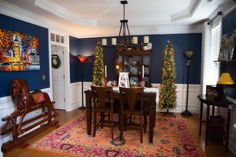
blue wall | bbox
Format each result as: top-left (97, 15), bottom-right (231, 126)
top-left (70, 36), bottom-right (97, 83)
top-left (222, 9), bottom-right (236, 34)
top-left (70, 33), bottom-right (202, 84)
top-left (0, 14), bottom-right (49, 97)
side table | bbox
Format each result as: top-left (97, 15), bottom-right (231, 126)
top-left (198, 95), bottom-right (236, 151)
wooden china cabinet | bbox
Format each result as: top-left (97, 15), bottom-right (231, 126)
top-left (115, 48), bottom-right (152, 87)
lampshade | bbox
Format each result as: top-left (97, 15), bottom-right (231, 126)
top-left (217, 72), bottom-right (234, 85)
top-left (78, 56), bottom-right (87, 63)
top-left (184, 51), bottom-right (194, 60)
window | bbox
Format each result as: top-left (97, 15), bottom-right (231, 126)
top-left (50, 33), bottom-right (65, 45)
top-left (201, 20), bottom-right (222, 94)
top-left (208, 23), bottom-right (221, 85)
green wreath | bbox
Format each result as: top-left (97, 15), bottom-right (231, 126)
top-left (51, 54), bottom-right (61, 69)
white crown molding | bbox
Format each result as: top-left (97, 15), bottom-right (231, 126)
top-left (78, 23), bottom-right (202, 38)
top-left (171, 0), bottom-right (202, 22)
top-left (0, 0), bottom-right (203, 38)
top-left (0, 0), bottom-right (81, 38)
top-left (0, 1), bottom-right (56, 29)
top-left (34, 0), bottom-right (98, 26)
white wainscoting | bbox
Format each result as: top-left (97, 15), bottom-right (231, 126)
top-left (0, 88), bottom-right (52, 151)
top-left (69, 82), bottom-right (201, 114)
top-left (152, 83), bottom-right (201, 113)
top-left (68, 82), bottom-right (92, 111)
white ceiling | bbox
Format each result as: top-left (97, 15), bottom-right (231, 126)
top-left (1, 0), bottom-right (235, 37)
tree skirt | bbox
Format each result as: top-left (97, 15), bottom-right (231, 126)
top-left (30, 114), bottom-right (204, 157)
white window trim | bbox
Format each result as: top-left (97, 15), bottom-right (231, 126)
top-left (201, 18), bottom-right (222, 94)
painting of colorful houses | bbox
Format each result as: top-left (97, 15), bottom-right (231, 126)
top-left (0, 29), bottom-right (40, 71)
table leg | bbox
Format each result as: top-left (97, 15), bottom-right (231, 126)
top-left (149, 99), bottom-right (155, 143)
top-left (85, 91), bottom-right (92, 135)
top-left (205, 104), bottom-right (210, 146)
top-left (199, 102), bottom-right (203, 135)
top-left (212, 105), bottom-right (215, 116)
top-left (226, 109), bottom-right (231, 151)
top-left (120, 100), bottom-right (124, 141)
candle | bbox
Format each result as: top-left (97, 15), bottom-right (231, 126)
top-left (144, 36), bottom-right (149, 44)
top-left (102, 38), bottom-right (107, 46)
top-left (105, 65), bottom-right (107, 77)
top-left (112, 38), bottom-right (117, 45)
top-left (132, 36), bottom-right (138, 44)
top-left (142, 65), bottom-right (144, 78)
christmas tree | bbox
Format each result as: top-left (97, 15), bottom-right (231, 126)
top-left (92, 42), bottom-right (104, 86)
top-left (158, 41), bottom-right (177, 114)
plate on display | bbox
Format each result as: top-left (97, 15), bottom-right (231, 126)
top-left (130, 76), bottom-right (139, 86)
top-left (117, 55), bottom-right (122, 63)
top-left (129, 66), bottom-right (138, 75)
top-left (144, 76), bottom-right (149, 82)
top-left (144, 67), bottom-right (149, 75)
top-left (143, 56), bottom-right (150, 65)
top-left (129, 56), bottom-right (141, 65)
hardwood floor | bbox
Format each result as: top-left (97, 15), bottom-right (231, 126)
top-left (3, 109), bottom-right (236, 157)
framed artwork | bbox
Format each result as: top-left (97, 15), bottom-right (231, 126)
top-left (219, 29), bottom-right (236, 61)
top-left (0, 28), bottom-right (40, 71)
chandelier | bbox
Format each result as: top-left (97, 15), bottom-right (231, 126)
top-left (101, 0), bottom-right (151, 50)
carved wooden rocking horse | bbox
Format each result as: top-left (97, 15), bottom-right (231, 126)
top-left (1, 79), bottom-right (59, 152)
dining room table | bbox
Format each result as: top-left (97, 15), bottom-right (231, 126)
top-left (84, 86), bottom-right (158, 143)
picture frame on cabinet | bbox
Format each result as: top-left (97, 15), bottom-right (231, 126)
top-left (118, 72), bottom-right (130, 88)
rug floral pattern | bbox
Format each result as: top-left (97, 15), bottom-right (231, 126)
top-left (31, 114), bottom-right (204, 157)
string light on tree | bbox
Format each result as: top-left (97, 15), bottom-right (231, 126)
top-left (158, 41), bottom-right (177, 116)
top-left (92, 42), bottom-right (105, 86)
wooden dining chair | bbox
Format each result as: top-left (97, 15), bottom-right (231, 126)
top-left (91, 86), bottom-right (114, 139)
top-left (119, 87), bottom-right (147, 143)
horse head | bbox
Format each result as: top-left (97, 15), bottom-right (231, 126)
top-left (10, 79), bottom-right (30, 110)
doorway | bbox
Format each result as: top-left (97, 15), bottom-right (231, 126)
top-left (51, 45), bottom-right (66, 110)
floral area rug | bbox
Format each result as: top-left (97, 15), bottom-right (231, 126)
top-left (30, 113), bottom-right (204, 157)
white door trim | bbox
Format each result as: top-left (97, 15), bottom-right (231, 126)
top-left (49, 31), bottom-right (70, 111)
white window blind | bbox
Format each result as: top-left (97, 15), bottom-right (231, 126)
top-left (208, 23), bottom-right (221, 85)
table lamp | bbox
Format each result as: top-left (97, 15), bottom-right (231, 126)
top-left (217, 72), bottom-right (234, 99)
top-left (217, 72), bottom-right (234, 85)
